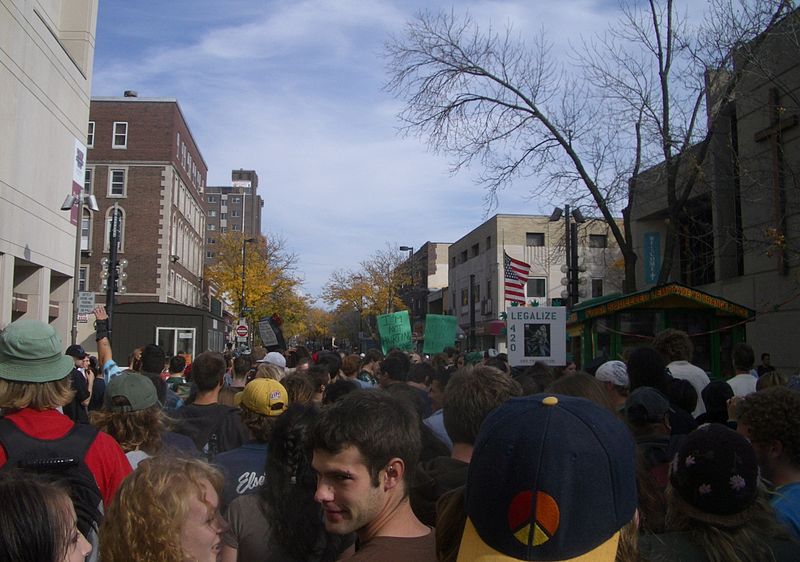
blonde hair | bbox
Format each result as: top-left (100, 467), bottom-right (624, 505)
top-left (255, 363), bottom-right (283, 381)
top-left (100, 456), bottom-right (223, 562)
top-left (90, 406), bottom-right (166, 454)
top-left (0, 375), bottom-right (74, 409)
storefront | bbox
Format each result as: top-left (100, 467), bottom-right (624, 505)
top-left (567, 283), bottom-right (754, 378)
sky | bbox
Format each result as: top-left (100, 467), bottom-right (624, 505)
top-left (90, 0), bottom-right (654, 301)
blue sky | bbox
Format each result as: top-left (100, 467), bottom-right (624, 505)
top-left (90, 0), bottom-right (661, 300)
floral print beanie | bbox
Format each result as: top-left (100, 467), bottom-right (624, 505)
top-left (669, 422), bottom-right (759, 524)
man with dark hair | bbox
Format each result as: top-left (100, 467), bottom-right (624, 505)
top-left (316, 351), bottom-right (343, 381)
top-left (424, 366), bottom-right (455, 450)
top-left (63, 344), bottom-right (92, 423)
top-left (138, 343), bottom-right (183, 409)
top-left (728, 342), bottom-right (757, 397)
top-left (230, 355), bottom-right (252, 391)
top-left (173, 351), bottom-right (249, 460)
top-left (737, 387), bottom-right (800, 537)
top-left (313, 390), bottom-right (435, 561)
top-left (411, 365), bottom-right (522, 526)
top-left (757, 352), bottom-right (776, 377)
top-left (653, 329), bottom-right (710, 416)
top-left (305, 364), bottom-right (331, 404)
top-left (378, 350), bottom-right (411, 388)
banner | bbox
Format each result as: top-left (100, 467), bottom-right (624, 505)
top-left (506, 306), bottom-right (567, 367)
top-left (377, 310), bottom-right (413, 354)
top-left (422, 314), bottom-right (457, 354)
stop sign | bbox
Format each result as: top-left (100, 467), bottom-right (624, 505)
top-left (235, 324), bottom-right (248, 338)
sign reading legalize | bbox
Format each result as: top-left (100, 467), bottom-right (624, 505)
top-left (423, 314), bottom-right (457, 354)
top-left (377, 310), bottom-right (413, 354)
top-left (506, 306), bottom-right (567, 367)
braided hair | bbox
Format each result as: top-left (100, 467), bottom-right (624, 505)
top-left (260, 404), bottom-right (348, 561)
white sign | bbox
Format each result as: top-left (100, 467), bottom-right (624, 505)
top-left (235, 324), bottom-right (249, 341)
top-left (77, 314), bottom-right (88, 323)
top-left (258, 319), bottom-right (279, 347)
top-left (506, 306), bottom-right (567, 367)
top-left (77, 291), bottom-right (95, 315)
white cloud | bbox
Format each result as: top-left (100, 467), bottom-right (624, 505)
top-left (92, 0), bottom-right (671, 298)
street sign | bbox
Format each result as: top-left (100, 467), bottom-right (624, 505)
top-left (77, 292), bottom-right (95, 315)
top-left (242, 306), bottom-right (254, 313)
top-left (235, 324), bottom-right (249, 339)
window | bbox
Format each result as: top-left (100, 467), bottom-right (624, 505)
top-left (589, 234), bottom-right (608, 248)
top-left (231, 210), bottom-right (240, 217)
top-left (207, 224), bottom-right (216, 231)
top-left (207, 210), bottom-right (216, 217)
top-left (460, 250), bottom-right (468, 263)
top-left (84, 168), bottom-right (93, 194)
top-left (232, 224), bottom-right (240, 231)
top-left (526, 232), bottom-right (545, 246)
top-left (87, 121), bottom-right (95, 148)
top-left (220, 213), bottom-right (227, 220)
top-left (207, 195), bottom-right (216, 203)
top-left (592, 279), bottom-right (604, 298)
top-left (471, 243), bottom-right (479, 258)
top-left (451, 257), bottom-right (456, 268)
top-left (231, 197), bottom-right (240, 203)
top-left (81, 209), bottom-right (91, 251)
top-left (207, 237), bottom-right (216, 244)
top-left (103, 207), bottom-right (125, 252)
top-left (487, 278), bottom-right (492, 299)
top-left (206, 251), bottom-right (215, 259)
top-left (112, 122), bottom-right (128, 148)
top-left (220, 227), bottom-right (227, 233)
top-left (485, 236), bottom-right (491, 251)
top-left (108, 168), bottom-right (127, 197)
top-left (461, 288), bottom-right (468, 306)
top-left (78, 266), bottom-right (88, 292)
top-left (527, 278), bottom-right (546, 298)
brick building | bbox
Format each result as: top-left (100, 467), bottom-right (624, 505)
top-left (81, 94), bottom-right (207, 314)
top-left (203, 169), bottom-right (263, 265)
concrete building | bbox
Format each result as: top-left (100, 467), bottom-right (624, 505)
top-left (630, 9), bottom-right (800, 372)
top-left (0, 0), bottom-right (98, 338)
top-left (446, 214), bottom-right (624, 351)
top-left (400, 242), bottom-right (451, 335)
top-left (78, 95), bottom-right (217, 355)
top-left (203, 169), bottom-right (263, 266)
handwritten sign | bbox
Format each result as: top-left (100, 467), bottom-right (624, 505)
top-left (377, 311), bottom-right (413, 354)
top-left (422, 315), bottom-right (457, 354)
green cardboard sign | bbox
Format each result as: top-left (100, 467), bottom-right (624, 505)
top-left (422, 315), bottom-right (457, 354)
top-left (377, 311), bottom-right (413, 354)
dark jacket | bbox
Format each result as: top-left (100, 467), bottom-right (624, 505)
top-left (410, 455), bottom-right (469, 527)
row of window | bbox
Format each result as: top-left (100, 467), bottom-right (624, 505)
top-left (451, 232), bottom-right (609, 267)
top-left (87, 121), bottom-right (128, 149)
top-left (206, 224), bottom-right (240, 232)
top-left (84, 167), bottom-right (126, 198)
top-left (176, 132), bottom-right (204, 191)
top-left (207, 195), bottom-right (242, 204)
top-left (80, 207), bottom-right (126, 253)
top-left (454, 277), bottom-right (604, 309)
top-left (206, 210), bottom-right (240, 218)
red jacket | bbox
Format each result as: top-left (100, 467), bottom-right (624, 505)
top-left (0, 408), bottom-right (132, 506)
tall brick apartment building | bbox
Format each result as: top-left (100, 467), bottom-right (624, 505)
top-left (82, 94), bottom-right (207, 311)
top-left (204, 169), bottom-right (264, 266)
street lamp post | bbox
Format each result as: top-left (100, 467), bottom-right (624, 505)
top-left (399, 245), bottom-right (415, 317)
top-left (240, 237), bottom-right (256, 320)
top-left (61, 186), bottom-right (99, 345)
top-left (549, 205), bottom-right (586, 310)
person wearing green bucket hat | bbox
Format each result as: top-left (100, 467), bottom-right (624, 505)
top-left (0, 319), bottom-right (132, 530)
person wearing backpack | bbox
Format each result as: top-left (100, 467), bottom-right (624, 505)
top-left (173, 351), bottom-right (250, 461)
top-left (0, 319), bottom-right (132, 537)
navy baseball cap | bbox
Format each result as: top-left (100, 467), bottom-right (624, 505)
top-left (458, 394), bottom-right (637, 561)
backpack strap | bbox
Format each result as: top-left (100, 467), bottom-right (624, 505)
top-left (0, 417), bottom-right (98, 466)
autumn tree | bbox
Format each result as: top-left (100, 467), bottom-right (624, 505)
top-left (205, 232), bottom-right (305, 329)
top-left (385, 0), bottom-right (791, 291)
top-left (321, 245), bottom-right (411, 339)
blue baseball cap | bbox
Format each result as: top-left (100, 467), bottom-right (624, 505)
top-left (457, 394), bottom-right (637, 561)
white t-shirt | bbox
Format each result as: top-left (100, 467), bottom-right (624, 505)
top-left (667, 361), bottom-right (711, 417)
top-left (727, 373), bottom-right (758, 397)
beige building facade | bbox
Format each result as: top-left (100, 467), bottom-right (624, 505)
top-left (0, 0), bottom-right (98, 339)
top-left (446, 214), bottom-right (624, 350)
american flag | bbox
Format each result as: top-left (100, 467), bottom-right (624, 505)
top-left (504, 251), bottom-right (531, 303)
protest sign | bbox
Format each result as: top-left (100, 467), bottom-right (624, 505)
top-left (377, 310), bottom-right (413, 354)
top-left (506, 306), bottom-right (566, 367)
top-left (422, 314), bottom-right (457, 354)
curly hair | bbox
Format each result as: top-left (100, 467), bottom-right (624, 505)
top-left (653, 328), bottom-right (694, 363)
top-left (100, 456), bottom-right (224, 562)
top-left (238, 405), bottom-right (278, 443)
top-left (90, 405), bottom-right (166, 454)
top-left (737, 386), bottom-right (800, 468)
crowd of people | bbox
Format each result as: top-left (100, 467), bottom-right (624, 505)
top-left (0, 308), bottom-right (798, 561)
